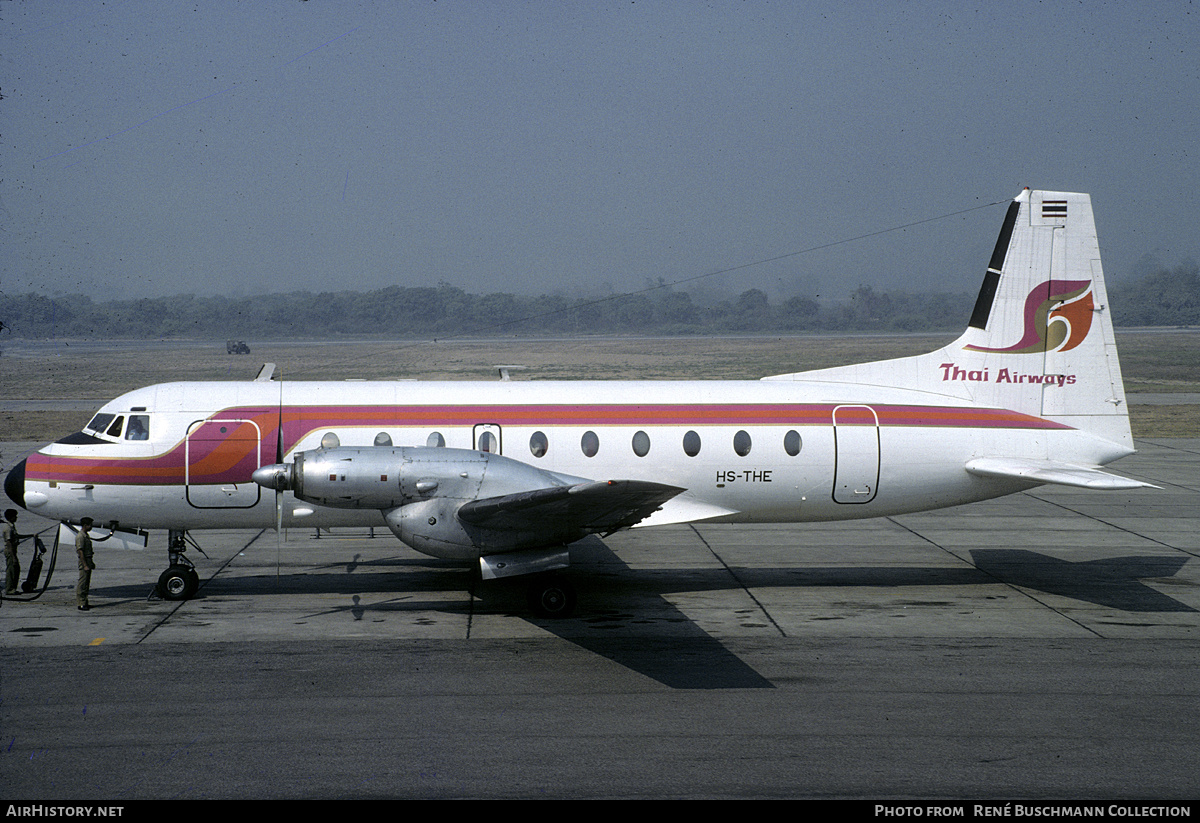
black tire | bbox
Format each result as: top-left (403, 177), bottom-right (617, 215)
top-left (526, 575), bottom-right (577, 619)
top-left (158, 565), bottom-right (198, 601)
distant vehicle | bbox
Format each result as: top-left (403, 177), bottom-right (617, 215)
top-left (226, 340), bottom-right (251, 355)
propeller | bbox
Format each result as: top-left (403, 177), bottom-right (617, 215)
top-left (251, 363), bottom-right (290, 559)
top-left (275, 367), bottom-right (284, 535)
top-left (272, 365), bottom-right (285, 578)
top-left (251, 361), bottom-right (288, 534)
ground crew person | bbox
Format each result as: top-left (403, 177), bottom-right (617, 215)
top-left (3, 509), bottom-right (19, 596)
top-left (76, 517), bottom-right (95, 611)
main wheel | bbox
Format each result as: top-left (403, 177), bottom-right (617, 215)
top-left (158, 565), bottom-right (198, 601)
top-left (526, 575), bottom-right (577, 619)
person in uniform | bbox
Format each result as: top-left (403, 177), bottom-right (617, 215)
top-left (76, 517), bottom-right (95, 611)
top-left (3, 509), bottom-right (20, 596)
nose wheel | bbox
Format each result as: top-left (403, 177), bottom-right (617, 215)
top-left (155, 529), bottom-right (201, 601)
top-left (157, 565), bottom-right (199, 600)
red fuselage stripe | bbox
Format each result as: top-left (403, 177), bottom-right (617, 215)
top-left (27, 403), bottom-right (1069, 485)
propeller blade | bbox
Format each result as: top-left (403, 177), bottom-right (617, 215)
top-left (276, 368), bottom-right (284, 556)
top-left (276, 366), bottom-right (284, 464)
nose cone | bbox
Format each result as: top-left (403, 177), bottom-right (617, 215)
top-left (4, 459), bottom-right (27, 509)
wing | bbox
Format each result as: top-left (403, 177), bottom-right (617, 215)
top-left (458, 479), bottom-right (685, 535)
top-left (965, 457), bottom-right (1159, 490)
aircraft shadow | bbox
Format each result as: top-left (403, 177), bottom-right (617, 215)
top-left (968, 549), bottom-right (1196, 612)
top-left (85, 544), bottom-right (1193, 689)
top-left (93, 547), bottom-right (1193, 614)
top-left (480, 579), bottom-right (775, 690)
top-left (725, 552), bottom-right (1194, 613)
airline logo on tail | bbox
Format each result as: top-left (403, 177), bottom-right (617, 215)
top-left (965, 280), bottom-right (1094, 354)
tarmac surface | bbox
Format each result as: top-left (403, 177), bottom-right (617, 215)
top-left (2, 438), bottom-right (1199, 799)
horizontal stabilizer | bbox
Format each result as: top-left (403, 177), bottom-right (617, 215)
top-left (458, 479), bottom-right (684, 534)
top-left (965, 457), bottom-right (1158, 490)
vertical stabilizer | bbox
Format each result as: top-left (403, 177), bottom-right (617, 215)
top-left (954, 189), bottom-right (1130, 447)
top-left (766, 189), bottom-right (1133, 451)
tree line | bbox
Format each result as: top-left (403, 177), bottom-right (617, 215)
top-left (1109, 259), bottom-right (1200, 328)
top-left (1, 260), bottom-right (1195, 340)
top-left (0, 284), bottom-right (972, 340)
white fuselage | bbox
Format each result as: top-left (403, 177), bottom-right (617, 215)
top-left (17, 377), bottom-right (1128, 535)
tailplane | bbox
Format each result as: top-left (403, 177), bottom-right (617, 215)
top-left (765, 189), bottom-right (1133, 450)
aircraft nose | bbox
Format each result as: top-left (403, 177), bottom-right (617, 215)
top-left (4, 458), bottom-right (27, 510)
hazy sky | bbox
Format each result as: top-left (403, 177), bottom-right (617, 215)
top-left (3, 1), bottom-right (1197, 303)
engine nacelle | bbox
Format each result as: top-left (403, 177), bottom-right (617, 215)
top-left (384, 497), bottom-right (484, 561)
top-left (286, 446), bottom-right (491, 510)
top-left (254, 446), bottom-right (581, 561)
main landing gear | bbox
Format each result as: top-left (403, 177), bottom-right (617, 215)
top-left (155, 529), bottom-right (200, 601)
top-left (479, 548), bottom-right (578, 618)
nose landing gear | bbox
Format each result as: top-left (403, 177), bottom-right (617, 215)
top-left (155, 529), bottom-right (201, 601)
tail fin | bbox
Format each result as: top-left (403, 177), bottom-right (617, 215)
top-left (766, 189), bottom-right (1133, 450)
top-left (956, 189), bottom-right (1130, 447)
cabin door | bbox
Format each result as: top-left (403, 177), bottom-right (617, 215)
top-left (832, 405), bottom-right (879, 504)
top-left (185, 419), bottom-right (263, 508)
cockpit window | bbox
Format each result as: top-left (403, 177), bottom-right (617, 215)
top-left (125, 415), bottom-right (150, 440)
top-left (85, 413), bottom-right (115, 435)
top-left (81, 412), bottom-right (148, 442)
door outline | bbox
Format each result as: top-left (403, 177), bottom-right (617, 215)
top-left (185, 418), bottom-right (263, 509)
top-left (832, 405), bottom-right (879, 504)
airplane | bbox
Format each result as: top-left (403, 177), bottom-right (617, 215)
top-left (2, 188), bottom-right (1156, 617)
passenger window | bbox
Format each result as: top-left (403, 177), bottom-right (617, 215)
top-left (529, 431), bottom-right (548, 458)
top-left (632, 430), bottom-right (650, 457)
top-left (375, 432), bottom-right (393, 447)
top-left (125, 415), bottom-right (150, 440)
top-left (733, 430), bottom-right (752, 457)
top-left (106, 416), bottom-right (125, 438)
top-left (784, 430), bottom-right (802, 456)
top-left (581, 430), bottom-right (599, 457)
top-left (683, 430), bottom-right (701, 457)
top-left (426, 432), bottom-right (444, 448)
top-left (478, 431), bottom-right (498, 453)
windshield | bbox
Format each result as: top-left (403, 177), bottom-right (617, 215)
top-left (81, 412), bottom-right (150, 442)
top-left (84, 413), bottom-right (115, 435)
